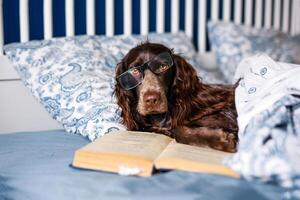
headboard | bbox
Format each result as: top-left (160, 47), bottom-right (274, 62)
top-left (0, 0), bottom-right (300, 133)
top-left (1, 0), bottom-right (300, 54)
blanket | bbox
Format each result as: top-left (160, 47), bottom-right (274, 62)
top-left (225, 54), bottom-right (300, 199)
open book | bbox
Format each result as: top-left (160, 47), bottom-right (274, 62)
top-left (72, 131), bottom-right (239, 177)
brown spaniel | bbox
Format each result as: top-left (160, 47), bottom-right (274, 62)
top-left (114, 42), bottom-right (238, 152)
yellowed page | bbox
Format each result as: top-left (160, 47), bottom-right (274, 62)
top-left (73, 131), bottom-right (173, 176)
top-left (154, 141), bottom-right (239, 178)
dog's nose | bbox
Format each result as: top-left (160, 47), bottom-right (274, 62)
top-left (144, 92), bottom-right (160, 105)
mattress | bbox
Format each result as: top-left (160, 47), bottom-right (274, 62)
top-left (0, 130), bottom-right (284, 200)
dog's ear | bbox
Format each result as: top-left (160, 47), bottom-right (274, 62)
top-left (114, 62), bottom-right (140, 130)
top-left (169, 54), bottom-right (201, 127)
top-left (171, 54), bottom-right (200, 97)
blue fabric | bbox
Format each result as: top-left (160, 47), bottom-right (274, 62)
top-left (0, 130), bottom-right (284, 200)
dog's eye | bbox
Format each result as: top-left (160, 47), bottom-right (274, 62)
top-left (130, 68), bottom-right (141, 76)
top-left (159, 64), bottom-right (169, 72)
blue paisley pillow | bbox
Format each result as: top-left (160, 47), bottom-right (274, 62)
top-left (5, 32), bottom-right (216, 140)
top-left (208, 21), bottom-right (300, 83)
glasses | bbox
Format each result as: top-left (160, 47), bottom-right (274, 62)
top-left (117, 52), bottom-right (173, 90)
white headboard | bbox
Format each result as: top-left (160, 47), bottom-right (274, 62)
top-left (1, 0), bottom-right (300, 54)
top-left (0, 0), bottom-right (300, 133)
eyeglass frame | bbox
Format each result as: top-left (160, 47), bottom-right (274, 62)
top-left (116, 52), bottom-right (174, 90)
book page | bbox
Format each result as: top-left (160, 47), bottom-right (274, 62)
top-left (81, 131), bottom-right (173, 160)
top-left (73, 131), bottom-right (173, 176)
top-left (154, 141), bottom-right (239, 177)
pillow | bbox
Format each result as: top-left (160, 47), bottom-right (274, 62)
top-left (4, 35), bottom-right (126, 141)
top-left (5, 32), bottom-right (216, 140)
top-left (188, 55), bottom-right (225, 84)
top-left (281, 35), bottom-right (300, 64)
top-left (208, 21), bottom-right (300, 83)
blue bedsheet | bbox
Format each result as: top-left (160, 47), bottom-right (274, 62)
top-left (0, 130), bottom-right (283, 200)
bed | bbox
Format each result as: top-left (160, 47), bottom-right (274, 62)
top-left (0, 129), bottom-right (284, 200)
top-left (0, 0), bottom-right (300, 199)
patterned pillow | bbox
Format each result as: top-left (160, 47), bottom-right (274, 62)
top-left (208, 21), bottom-right (300, 83)
top-left (5, 32), bottom-right (219, 140)
top-left (4, 36), bottom-right (125, 140)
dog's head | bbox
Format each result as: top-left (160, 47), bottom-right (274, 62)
top-left (114, 42), bottom-right (200, 131)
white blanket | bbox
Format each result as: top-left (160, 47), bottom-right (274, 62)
top-left (234, 54), bottom-right (300, 134)
top-left (225, 54), bottom-right (300, 199)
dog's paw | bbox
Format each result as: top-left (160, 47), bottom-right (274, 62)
top-left (212, 131), bottom-right (237, 153)
top-left (172, 126), bottom-right (187, 141)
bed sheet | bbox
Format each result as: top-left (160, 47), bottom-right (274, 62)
top-left (0, 130), bottom-right (283, 200)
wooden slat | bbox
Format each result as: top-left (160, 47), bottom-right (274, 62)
top-left (296, 1), bottom-right (300, 34)
top-left (123, 0), bottom-right (132, 35)
top-left (273, 0), bottom-right (281, 30)
top-left (234, 0), bottom-right (242, 24)
top-left (156, 0), bottom-right (164, 33)
top-left (140, 0), bottom-right (149, 35)
top-left (43, 0), bottom-right (53, 39)
top-left (105, 0), bottom-right (114, 36)
top-left (298, 4), bottom-right (300, 34)
top-left (198, 0), bottom-right (206, 53)
top-left (171, 0), bottom-right (179, 33)
top-left (291, 0), bottom-right (295, 35)
top-left (223, 0), bottom-right (230, 22)
top-left (185, 0), bottom-right (193, 38)
top-left (20, 0), bottom-right (29, 42)
top-left (282, 0), bottom-right (290, 33)
top-left (211, 0), bottom-right (219, 21)
top-left (245, 0), bottom-right (253, 26)
top-left (86, 0), bottom-right (95, 35)
top-left (264, 0), bottom-right (272, 29)
top-left (0, 0), bottom-right (3, 54)
top-left (254, 0), bottom-right (262, 28)
top-left (65, 0), bottom-right (75, 36)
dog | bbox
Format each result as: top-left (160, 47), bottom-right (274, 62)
top-left (114, 42), bottom-right (238, 152)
